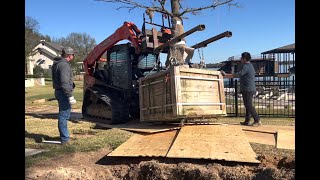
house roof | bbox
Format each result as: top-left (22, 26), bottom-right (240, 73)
top-left (36, 47), bottom-right (57, 59)
top-left (220, 57), bottom-right (274, 63)
top-left (261, 43), bottom-right (295, 54)
top-left (41, 41), bottom-right (64, 53)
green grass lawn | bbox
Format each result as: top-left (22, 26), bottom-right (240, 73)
top-left (25, 116), bottom-right (133, 168)
top-left (25, 79), bottom-right (84, 109)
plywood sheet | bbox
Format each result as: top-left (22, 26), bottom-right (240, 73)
top-left (276, 130), bottom-right (295, 150)
top-left (243, 131), bottom-right (276, 146)
top-left (228, 124), bottom-right (294, 134)
top-left (223, 124), bottom-right (295, 146)
top-left (95, 122), bottom-right (180, 133)
top-left (25, 148), bottom-right (46, 157)
top-left (166, 125), bottom-right (260, 163)
top-left (108, 130), bottom-right (177, 157)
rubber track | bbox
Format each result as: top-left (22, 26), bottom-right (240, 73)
top-left (82, 113), bottom-right (113, 124)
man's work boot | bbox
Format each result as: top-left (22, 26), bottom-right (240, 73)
top-left (240, 120), bottom-right (251, 126)
top-left (60, 140), bottom-right (70, 145)
top-left (252, 120), bottom-right (262, 127)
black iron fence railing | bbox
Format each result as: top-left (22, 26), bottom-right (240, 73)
top-left (224, 79), bottom-right (295, 118)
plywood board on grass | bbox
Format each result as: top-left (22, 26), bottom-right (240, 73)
top-left (25, 149), bottom-right (46, 157)
top-left (95, 122), bottom-right (180, 133)
top-left (243, 131), bottom-right (276, 146)
top-left (228, 124), bottom-right (295, 134)
top-left (108, 130), bottom-right (177, 157)
top-left (276, 130), bottom-right (295, 150)
top-left (166, 125), bottom-right (260, 163)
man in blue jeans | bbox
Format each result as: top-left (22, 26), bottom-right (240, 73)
top-left (221, 52), bottom-right (261, 126)
top-left (52, 47), bottom-right (77, 144)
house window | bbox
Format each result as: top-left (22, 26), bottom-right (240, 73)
top-left (36, 59), bottom-right (42, 64)
top-left (36, 59), bottom-right (45, 65)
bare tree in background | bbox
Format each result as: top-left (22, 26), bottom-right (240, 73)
top-left (52, 32), bottom-right (97, 73)
top-left (25, 16), bottom-right (41, 63)
top-left (25, 16), bottom-right (51, 74)
top-left (96, 0), bottom-right (237, 67)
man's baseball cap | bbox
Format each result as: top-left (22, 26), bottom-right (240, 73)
top-left (62, 47), bottom-right (74, 55)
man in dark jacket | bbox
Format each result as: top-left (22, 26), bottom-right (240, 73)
top-left (221, 52), bottom-right (261, 126)
top-left (52, 47), bottom-right (76, 144)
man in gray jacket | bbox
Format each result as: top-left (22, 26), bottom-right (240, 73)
top-left (221, 52), bottom-right (261, 126)
top-left (52, 47), bottom-right (76, 144)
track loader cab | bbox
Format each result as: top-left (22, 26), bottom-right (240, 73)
top-left (82, 42), bottom-right (159, 124)
top-left (94, 43), bottom-right (159, 89)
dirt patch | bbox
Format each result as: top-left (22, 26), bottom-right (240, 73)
top-left (25, 144), bottom-right (295, 180)
top-left (25, 148), bottom-right (115, 180)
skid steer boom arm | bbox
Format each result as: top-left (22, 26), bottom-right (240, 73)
top-left (83, 22), bottom-right (142, 75)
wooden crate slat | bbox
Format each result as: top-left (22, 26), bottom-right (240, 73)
top-left (140, 66), bottom-right (226, 122)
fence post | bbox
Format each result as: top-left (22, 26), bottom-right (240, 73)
top-left (235, 79), bottom-right (238, 117)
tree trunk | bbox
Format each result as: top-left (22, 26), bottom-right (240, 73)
top-left (166, 0), bottom-right (187, 67)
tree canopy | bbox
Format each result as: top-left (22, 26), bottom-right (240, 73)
top-left (52, 32), bottom-right (96, 65)
top-left (25, 16), bottom-right (50, 62)
top-left (25, 16), bottom-right (97, 74)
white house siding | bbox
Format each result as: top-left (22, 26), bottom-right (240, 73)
top-left (34, 53), bottom-right (53, 69)
top-left (27, 41), bottom-right (60, 75)
top-left (27, 60), bottom-right (34, 75)
top-left (28, 54), bottom-right (50, 74)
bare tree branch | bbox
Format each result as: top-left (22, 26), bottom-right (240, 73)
top-left (96, 0), bottom-right (152, 11)
top-left (157, 0), bottom-right (166, 12)
top-left (96, 0), bottom-right (236, 19)
top-left (179, 0), bottom-right (235, 17)
top-left (116, 5), bottom-right (139, 12)
top-left (96, 0), bottom-right (174, 17)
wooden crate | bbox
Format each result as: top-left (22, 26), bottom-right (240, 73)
top-left (139, 65), bottom-right (226, 122)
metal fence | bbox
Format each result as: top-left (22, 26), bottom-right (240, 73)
top-left (224, 79), bottom-right (295, 118)
top-left (222, 51), bottom-right (295, 118)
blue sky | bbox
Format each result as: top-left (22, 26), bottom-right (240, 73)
top-left (25, 0), bottom-right (295, 64)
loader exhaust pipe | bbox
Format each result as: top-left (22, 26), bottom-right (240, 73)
top-left (191, 31), bottom-right (232, 49)
top-left (154, 24), bottom-right (205, 53)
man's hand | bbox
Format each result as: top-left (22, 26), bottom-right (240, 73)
top-left (220, 70), bottom-right (226, 76)
top-left (68, 96), bottom-right (76, 105)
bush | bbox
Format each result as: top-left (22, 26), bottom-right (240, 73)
top-left (25, 74), bottom-right (44, 78)
top-left (33, 65), bottom-right (44, 77)
top-left (43, 69), bottom-right (51, 78)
